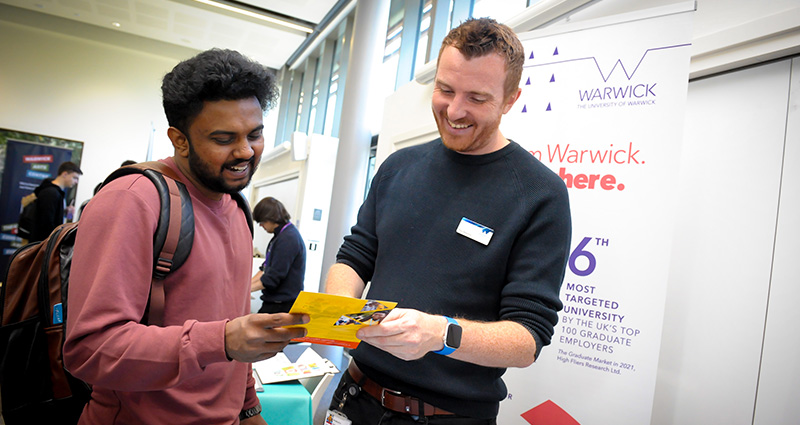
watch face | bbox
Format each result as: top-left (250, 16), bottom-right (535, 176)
top-left (446, 323), bottom-right (462, 348)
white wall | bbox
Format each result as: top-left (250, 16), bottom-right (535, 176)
top-left (375, 80), bottom-right (437, 168)
top-left (753, 56), bottom-right (800, 425)
top-left (0, 6), bottom-right (193, 208)
top-left (295, 134), bottom-right (340, 293)
top-left (250, 134), bottom-right (340, 293)
top-left (652, 56), bottom-right (797, 425)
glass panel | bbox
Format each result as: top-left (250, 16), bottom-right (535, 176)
top-left (293, 72), bottom-right (305, 132)
top-left (414, 0), bottom-right (433, 70)
top-left (364, 146), bottom-right (377, 199)
top-left (323, 34), bottom-right (342, 136)
top-left (450, 0), bottom-right (470, 29)
top-left (382, 0), bottom-right (405, 92)
top-left (448, 0), bottom-right (454, 29)
top-left (308, 57), bottom-right (322, 135)
top-left (323, 90), bottom-right (337, 136)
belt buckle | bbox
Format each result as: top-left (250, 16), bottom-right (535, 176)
top-left (381, 388), bottom-right (411, 413)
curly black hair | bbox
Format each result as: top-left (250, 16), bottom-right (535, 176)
top-left (162, 49), bottom-right (279, 134)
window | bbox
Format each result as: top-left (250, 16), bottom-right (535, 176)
top-left (364, 135), bottom-right (379, 199)
top-left (323, 34), bottom-right (342, 137)
top-left (293, 72), bottom-right (305, 132)
top-left (414, 0), bottom-right (434, 73)
top-left (307, 57), bottom-right (322, 135)
top-left (381, 0), bottom-right (538, 92)
top-left (382, 0), bottom-right (406, 92)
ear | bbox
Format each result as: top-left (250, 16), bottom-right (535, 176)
top-left (168, 127), bottom-right (190, 158)
top-left (502, 88), bottom-right (522, 114)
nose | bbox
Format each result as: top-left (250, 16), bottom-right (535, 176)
top-left (234, 137), bottom-right (255, 159)
top-left (446, 95), bottom-right (468, 121)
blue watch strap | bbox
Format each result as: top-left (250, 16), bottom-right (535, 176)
top-left (433, 316), bottom-right (458, 356)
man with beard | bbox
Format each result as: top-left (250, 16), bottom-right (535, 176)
top-left (324, 19), bottom-right (572, 423)
top-left (64, 49), bottom-right (308, 425)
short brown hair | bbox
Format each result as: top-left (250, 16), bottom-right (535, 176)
top-left (437, 18), bottom-right (524, 98)
top-left (57, 161), bottom-right (83, 176)
top-left (252, 197), bottom-right (290, 225)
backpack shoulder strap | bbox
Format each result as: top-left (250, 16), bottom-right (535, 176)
top-left (125, 161), bottom-right (182, 183)
top-left (102, 162), bottom-right (194, 326)
top-left (134, 162), bottom-right (253, 237)
top-left (103, 162), bottom-right (195, 279)
top-left (231, 191), bottom-right (254, 237)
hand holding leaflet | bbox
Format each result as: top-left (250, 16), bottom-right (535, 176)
top-left (285, 292), bottom-right (397, 348)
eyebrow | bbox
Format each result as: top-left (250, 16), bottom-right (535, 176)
top-left (208, 125), bottom-right (264, 136)
top-left (435, 79), bottom-right (493, 99)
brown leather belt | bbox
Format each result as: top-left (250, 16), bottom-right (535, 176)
top-left (348, 362), bottom-right (454, 416)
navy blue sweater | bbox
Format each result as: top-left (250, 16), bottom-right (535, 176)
top-left (259, 222), bottom-right (306, 304)
top-left (337, 139), bottom-right (571, 419)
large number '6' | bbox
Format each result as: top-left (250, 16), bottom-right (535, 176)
top-left (569, 237), bottom-right (596, 276)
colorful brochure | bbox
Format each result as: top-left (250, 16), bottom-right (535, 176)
top-left (286, 291), bottom-right (397, 348)
top-left (252, 347), bottom-right (339, 386)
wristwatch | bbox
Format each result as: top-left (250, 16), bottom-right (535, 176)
top-left (433, 316), bottom-right (462, 356)
top-left (239, 405), bottom-right (262, 420)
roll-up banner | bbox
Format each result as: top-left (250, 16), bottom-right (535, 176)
top-left (499, 3), bottom-right (695, 424)
top-left (0, 139), bottom-right (74, 271)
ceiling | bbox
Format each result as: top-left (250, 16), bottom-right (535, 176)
top-left (0, 0), bottom-right (343, 69)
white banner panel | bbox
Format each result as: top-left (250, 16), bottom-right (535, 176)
top-left (499, 4), bottom-right (694, 424)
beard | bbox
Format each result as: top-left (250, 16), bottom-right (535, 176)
top-left (434, 110), bottom-right (503, 155)
top-left (186, 139), bottom-right (258, 194)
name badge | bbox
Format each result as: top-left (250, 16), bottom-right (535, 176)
top-left (456, 217), bottom-right (493, 246)
top-left (325, 410), bottom-right (352, 425)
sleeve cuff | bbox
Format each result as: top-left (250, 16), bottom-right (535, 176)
top-left (187, 320), bottom-right (231, 367)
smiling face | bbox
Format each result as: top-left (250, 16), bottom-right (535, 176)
top-left (169, 97), bottom-right (265, 200)
top-left (431, 46), bottom-right (521, 155)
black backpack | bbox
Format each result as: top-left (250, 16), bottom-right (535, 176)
top-left (0, 162), bottom-right (253, 424)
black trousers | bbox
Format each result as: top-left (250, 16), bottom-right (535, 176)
top-left (328, 370), bottom-right (497, 425)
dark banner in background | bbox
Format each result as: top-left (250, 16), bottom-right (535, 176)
top-left (0, 130), bottom-right (83, 276)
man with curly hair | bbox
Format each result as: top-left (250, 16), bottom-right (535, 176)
top-left (64, 49), bottom-right (308, 424)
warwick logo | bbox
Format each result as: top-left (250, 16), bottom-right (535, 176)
top-left (522, 43), bottom-right (689, 112)
top-left (578, 82), bottom-right (657, 105)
